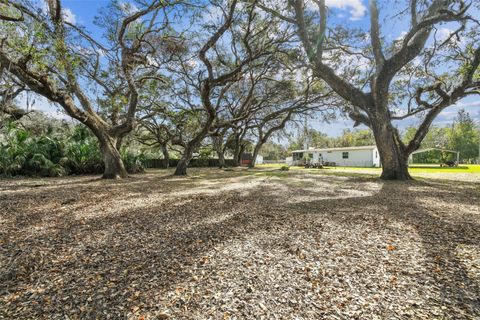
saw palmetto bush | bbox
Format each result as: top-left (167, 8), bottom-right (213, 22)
top-left (63, 126), bottom-right (104, 175)
top-left (121, 151), bottom-right (146, 174)
top-left (0, 122), bottom-right (66, 177)
top-left (0, 122), bottom-right (28, 176)
top-left (0, 122), bottom-right (145, 177)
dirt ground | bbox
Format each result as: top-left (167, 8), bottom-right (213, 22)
top-left (1, 167), bottom-right (479, 319)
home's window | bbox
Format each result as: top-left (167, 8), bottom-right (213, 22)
top-left (342, 152), bottom-right (349, 159)
top-left (375, 151), bottom-right (378, 158)
top-left (309, 153), bottom-right (314, 158)
top-left (293, 152), bottom-right (303, 161)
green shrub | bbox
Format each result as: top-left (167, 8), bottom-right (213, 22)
top-left (0, 122), bottom-right (147, 177)
top-left (121, 151), bottom-right (146, 174)
top-left (280, 165), bottom-right (290, 171)
top-left (64, 140), bottom-right (103, 174)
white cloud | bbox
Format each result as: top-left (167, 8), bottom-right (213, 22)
top-left (435, 27), bottom-right (466, 47)
top-left (40, 2), bottom-right (76, 24)
top-left (436, 27), bottom-right (452, 41)
top-left (62, 8), bottom-right (76, 24)
top-left (453, 100), bottom-right (480, 109)
top-left (326, 0), bottom-right (366, 20)
top-left (203, 5), bottom-right (224, 24)
top-left (432, 100), bottom-right (480, 125)
top-left (262, 0), bottom-right (366, 21)
top-left (186, 59), bottom-right (197, 68)
top-left (395, 31), bottom-right (408, 41)
top-left (305, 0), bottom-right (366, 20)
top-left (119, 2), bottom-right (139, 15)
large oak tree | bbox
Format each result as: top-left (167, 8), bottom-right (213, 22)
top-left (142, 0), bottom-right (295, 175)
top-left (259, 0), bottom-right (480, 179)
top-left (0, 0), bottom-right (173, 178)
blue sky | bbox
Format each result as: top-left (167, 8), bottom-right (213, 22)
top-left (28, 0), bottom-right (479, 136)
top-left (310, 0), bottom-right (480, 135)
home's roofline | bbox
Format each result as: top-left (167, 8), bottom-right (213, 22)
top-left (292, 145), bottom-right (377, 153)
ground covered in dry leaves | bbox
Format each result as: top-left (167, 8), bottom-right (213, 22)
top-left (1, 167), bottom-right (479, 319)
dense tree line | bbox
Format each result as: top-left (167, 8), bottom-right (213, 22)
top-left (404, 109), bottom-right (480, 163)
top-left (0, 105), bottom-right (477, 177)
top-left (288, 128), bottom-right (375, 151)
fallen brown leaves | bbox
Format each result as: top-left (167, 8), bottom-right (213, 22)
top-left (0, 168), bottom-right (479, 319)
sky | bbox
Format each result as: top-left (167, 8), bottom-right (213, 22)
top-left (24, 0), bottom-right (480, 137)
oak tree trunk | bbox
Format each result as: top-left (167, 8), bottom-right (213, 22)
top-left (174, 144), bottom-right (195, 176)
top-left (174, 158), bottom-right (188, 176)
top-left (235, 144), bottom-right (246, 166)
top-left (249, 144), bottom-right (262, 168)
top-left (371, 117), bottom-right (412, 180)
top-left (116, 136), bottom-right (124, 151)
top-left (217, 150), bottom-right (226, 168)
top-left (213, 137), bottom-right (226, 168)
top-left (161, 143), bottom-right (169, 168)
top-left (99, 136), bottom-right (128, 179)
top-left (232, 142), bottom-right (242, 167)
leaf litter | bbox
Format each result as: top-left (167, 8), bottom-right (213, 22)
top-left (0, 168), bottom-right (479, 319)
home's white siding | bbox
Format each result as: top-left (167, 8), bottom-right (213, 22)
top-left (291, 146), bottom-right (381, 167)
top-left (372, 148), bottom-right (381, 167)
top-left (321, 149), bottom-right (374, 167)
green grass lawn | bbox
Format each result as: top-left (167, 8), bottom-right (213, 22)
top-left (408, 164), bottom-right (480, 173)
top-left (325, 164), bottom-right (480, 173)
top-left (256, 163), bottom-right (480, 174)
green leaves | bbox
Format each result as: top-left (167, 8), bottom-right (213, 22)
top-left (0, 122), bottom-right (148, 177)
top-left (405, 109), bottom-right (480, 163)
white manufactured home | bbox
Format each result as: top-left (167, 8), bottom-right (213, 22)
top-left (287, 145), bottom-right (381, 167)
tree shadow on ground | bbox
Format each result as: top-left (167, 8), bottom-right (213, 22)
top-left (275, 178), bottom-right (480, 317)
top-left (0, 181), bottom-right (272, 318)
top-left (379, 182), bottom-right (480, 316)
top-left (0, 172), bottom-right (478, 318)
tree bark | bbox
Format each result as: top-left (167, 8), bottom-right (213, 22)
top-left (218, 150), bottom-right (226, 168)
top-left (249, 143), bottom-right (262, 168)
top-left (173, 117), bottom-right (213, 175)
top-left (99, 135), bottom-right (128, 179)
top-left (233, 144), bottom-right (241, 167)
top-left (161, 143), bottom-right (169, 168)
top-left (115, 135), bottom-right (125, 151)
top-left (174, 143), bottom-right (196, 176)
top-left (213, 135), bottom-right (226, 168)
top-left (371, 116), bottom-right (412, 180)
top-left (231, 136), bottom-right (241, 167)
top-left (237, 144), bottom-right (247, 166)
top-left (174, 157), bottom-right (188, 176)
